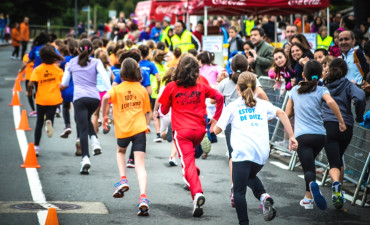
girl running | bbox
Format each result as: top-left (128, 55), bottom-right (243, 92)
top-left (27, 44), bottom-right (64, 156)
top-left (285, 60), bottom-right (346, 210)
top-left (61, 39), bottom-right (111, 174)
top-left (158, 55), bottom-right (224, 217)
top-left (322, 58), bottom-right (366, 209)
top-left (214, 72), bottom-right (298, 225)
top-left (22, 51), bottom-right (36, 116)
top-left (101, 58), bottom-right (151, 216)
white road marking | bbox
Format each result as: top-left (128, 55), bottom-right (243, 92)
top-left (12, 97), bottom-right (59, 225)
top-left (270, 161), bottom-right (289, 170)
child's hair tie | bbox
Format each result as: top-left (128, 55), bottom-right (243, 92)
top-left (247, 83), bottom-right (252, 88)
top-left (311, 75), bottom-right (318, 81)
top-left (236, 70), bottom-right (241, 73)
top-left (84, 46), bottom-right (88, 50)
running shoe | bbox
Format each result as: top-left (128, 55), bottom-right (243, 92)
top-left (193, 193), bottom-right (205, 217)
top-left (28, 111), bottom-right (37, 117)
top-left (60, 127), bottom-right (72, 138)
top-left (127, 159), bottom-right (135, 168)
top-left (45, 120), bottom-right (53, 138)
top-left (103, 124), bottom-right (111, 134)
top-left (310, 181), bottom-right (327, 210)
top-left (169, 157), bottom-right (178, 166)
top-left (166, 125), bottom-right (173, 142)
top-left (230, 185), bottom-right (235, 208)
top-left (299, 197), bottom-right (314, 209)
top-left (75, 139), bottom-right (82, 156)
top-left (261, 195), bottom-right (276, 221)
top-left (92, 140), bottom-right (102, 156)
top-left (55, 108), bottom-right (61, 118)
top-left (35, 146), bottom-right (40, 157)
top-left (80, 156), bottom-right (91, 175)
top-left (137, 197), bottom-right (150, 216)
top-left (332, 181), bottom-right (344, 209)
top-left (113, 179), bottom-right (130, 198)
top-left (153, 137), bottom-right (163, 143)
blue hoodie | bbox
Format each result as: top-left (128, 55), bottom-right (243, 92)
top-left (323, 77), bottom-right (366, 126)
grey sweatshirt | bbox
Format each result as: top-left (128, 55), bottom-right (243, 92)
top-left (323, 77), bottom-right (366, 126)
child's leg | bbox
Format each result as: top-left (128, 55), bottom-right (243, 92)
top-left (116, 146), bottom-right (127, 177)
top-left (34, 104), bottom-right (46, 146)
top-left (62, 101), bottom-right (71, 127)
top-left (25, 80), bottom-right (35, 111)
top-left (245, 161), bottom-right (266, 200)
top-left (92, 106), bottom-right (100, 134)
top-left (45, 105), bottom-right (57, 125)
top-left (232, 161), bottom-right (252, 225)
top-left (173, 129), bottom-right (205, 199)
top-left (170, 142), bottom-right (177, 158)
top-left (132, 132), bottom-right (147, 195)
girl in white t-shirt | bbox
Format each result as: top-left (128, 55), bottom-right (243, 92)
top-left (214, 72), bottom-right (298, 225)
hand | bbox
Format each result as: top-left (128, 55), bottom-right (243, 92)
top-left (26, 91), bottom-right (32, 97)
top-left (217, 71), bottom-right (227, 82)
top-left (103, 116), bottom-right (109, 131)
top-left (249, 49), bottom-right (257, 59)
top-left (284, 43), bottom-right (291, 55)
top-left (291, 78), bottom-right (296, 87)
top-left (299, 57), bottom-right (309, 66)
top-left (289, 137), bottom-right (298, 152)
top-left (361, 81), bottom-right (370, 93)
top-left (146, 125), bottom-right (151, 134)
top-left (339, 122), bottom-right (347, 132)
top-left (208, 118), bottom-right (217, 133)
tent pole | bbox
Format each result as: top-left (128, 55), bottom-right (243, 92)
top-left (274, 16), bottom-right (278, 44)
top-left (327, 7), bottom-right (330, 36)
top-left (290, 14), bottom-right (293, 24)
top-left (302, 14), bottom-right (305, 34)
top-left (204, 6), bottom-right (208, 36)
top-left (187, 12), bottom-right (190, 30)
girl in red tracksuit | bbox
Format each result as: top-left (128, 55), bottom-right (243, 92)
top-left (159, 55), bottom-right (224, 218)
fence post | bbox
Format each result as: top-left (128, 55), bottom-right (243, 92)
top-left (352, 154), bottom-right (370, 205)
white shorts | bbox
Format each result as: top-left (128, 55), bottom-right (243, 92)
top-left (160, 115), bottom-right (171, 134)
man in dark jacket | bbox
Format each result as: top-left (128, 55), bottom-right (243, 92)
top-left (249, 27), bottom-right (273, 77)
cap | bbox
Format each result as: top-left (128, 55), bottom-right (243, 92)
top-left (163, 16), bottom-right (171, 23)
top-left (130, 13), bottom-right (135, 17)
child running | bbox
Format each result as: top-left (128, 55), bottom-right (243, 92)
top-left (101, 58), bottom-right (151, 216)
top-left (158, 55), bottom-right (224, 217)
top-left (27, 44), bottom-right (64, 156)
top-left (285, 60), bottom-right (346, 210)
top-left (214, 72), bottom-right (298, 225)
top-left (322, 58), bottom-right (366, 209)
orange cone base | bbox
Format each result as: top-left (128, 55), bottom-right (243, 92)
top-left (21, 164), bottom-right (41, 168)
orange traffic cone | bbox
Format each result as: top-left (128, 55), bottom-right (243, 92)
top-left (21, 143), bottom-right (41, 168)
top-left (16, 109), bottom-right (32, 131)
top-left (12, 78), bottom-right (23, 92)
top-left (8, 91), bottom-right (23, 106)
top-left (45, 208), bottom-right (59, 225)
top-left (17, 72), bottom-right (25, 81)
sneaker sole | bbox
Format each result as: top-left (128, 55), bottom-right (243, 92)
top-left (169, 161), bottom-right (177, 166)
top-left (193, 195), bottom-right (205, 217)
top-left (75, 142), bottom-right (82, 156)
top-left (127, 164), bottom-right (135, 168)
top-left (93, 148), bottom-right (102, 156)
top-left (310, 182), bottom-right (327, 210)
top-left (60, 129), bottom-right (72, 138)
top-left (263, 198), bottom-right (276, 221)
top-left (113, 185), bottom-right (130, 198)
top-left (138, 204), bottom-right (149, 216)
top-left (332, 184), bottom-right (344, 209)
top-left (45, 120), bottom-right (53, 138)
top-left (80, 163), bottom-right (90, 175)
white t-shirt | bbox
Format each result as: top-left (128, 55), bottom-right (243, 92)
top-left (217, 97), bottom-right (278, 165)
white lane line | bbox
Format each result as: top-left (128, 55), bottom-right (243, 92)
top-left (12, 99), bottom-right (58, 225)
top-left (270, 161), bottom-right (289, 170)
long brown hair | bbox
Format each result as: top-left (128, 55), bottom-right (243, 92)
top-left (78, 39), bottom-right (93, 67)
top-left (237, 72), bottom-right (257, 108)
top-left (270, 48), bottom-right (288, 79)
top-left (230, 54), bottom-right (249, 84)
top-left (173, 55), bottom-right (199, 87)
top-left (298, 60), bottom-right (322, 94)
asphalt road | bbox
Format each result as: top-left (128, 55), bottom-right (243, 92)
top-left (0, 45), bottom-right (369, 225)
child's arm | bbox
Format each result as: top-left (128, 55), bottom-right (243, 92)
top-left (276, 109), bottom-right (298, 151)
top-left (208, 89), bottom-right (224, 133)
top-left (255, 87), bottom-right (269, 101)
top-left (153, 98), bottom-right (160, 119)
top-left (285, 98), bottom-right (294, 118)
top-left (213, 126), bottom-right (222, 135)
top-left (101, 93), bottom-right (111, 131)
top-left (27, 80), bottom-right (34, 97)
top-left (322, 93), bottom-right (347, 132)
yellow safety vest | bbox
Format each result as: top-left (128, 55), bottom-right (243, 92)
top-left (171, 30), bottom-right (195, 53)
top-left (161, 26), bottom-right (171, 46)
top-left (243, 20), bottom-right (255, 36)
top-left (317, 35), bottom-right (333, 50)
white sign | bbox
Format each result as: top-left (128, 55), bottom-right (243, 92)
top-left (108, 10), bottom-right (116, 18)
top-left (303, 33), bottom-right (317, 50)
top-left (202, 36), bottom-right (223, 53)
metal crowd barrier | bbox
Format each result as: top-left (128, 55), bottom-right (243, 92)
top-left (258, 76), bottom-right (370, 207)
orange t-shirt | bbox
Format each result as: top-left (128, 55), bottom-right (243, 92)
top-left (11, 28), bottom-right (21, 47)
top-left (108, 81), bottom-right (151, 138)
top-left (110, 54), bottom-right (117, 65)
top-left (20, 22), bottom-right (30, 42)
top-left (30, 63), bottom-right (63, 106)
top-left (23, 54), bottom-right (34, 80)
top-left (167, 57), bottom-right (179, 68)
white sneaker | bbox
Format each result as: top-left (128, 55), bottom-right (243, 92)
top-left (92, 140), bottom-right (102, 155)
top-left (153, 137), bottom-right (163, 143)
top-left (60, 127), bottom-right (72, 138)
top-left (261, 195), bottom-right (276, 221)
top-left (193, 193), bottom-right (205, 217)
top-left (11, 56), bottom-right (16, 60)
top-left (169, 157), bottom-right (178, 166)
top-left (80, 156), bottom-right (91, 174)
top-left (45, 120), bottom-right (53, 138)
top-left (300, 198), bottom-right (314, 209)
top-left (35, 146), bottom-right (40, 157)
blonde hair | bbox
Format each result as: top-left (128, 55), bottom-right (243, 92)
top-left (94, 48), bottom-right (110, 69)
top-left (237, 72), bottom-right (257, 108)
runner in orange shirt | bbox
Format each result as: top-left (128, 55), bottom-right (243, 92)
top-left (22, 53), bottom-right (36, 116)
top-left (11, 23), bottom-right (21, 60)
top-left (20, 17), bottom-right (30, 58)
top-left (101, 58), bottom-right (151, 216)
top-left (27, 44), bottom-right (64, 156)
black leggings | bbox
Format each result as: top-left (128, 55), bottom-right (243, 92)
top-left (25, 80), bottom-right (36, 111)
top-left (12, 46), bottom-right (19, 57)
top-left (324, 121), bottom-right (353, 170)
top-left (233, 161), bottom-right (265, 225)
top-left (62, 101), bottom-right (72, 127)
top-left (296, 134), bottom-right (326, 191)
top-left (73, 98), bottom-right (99, 157)
top-left (21, 41), bottom-right (28, 59)
top-left (35, 104), bottom-right (57, 146)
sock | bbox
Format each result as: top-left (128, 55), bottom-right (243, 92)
top-left (140, 194), bottom-right (147, 199)
top-left (260, 193), bottom-right (270, 202)
top-left (120, 176), bottom-right (127, 180)
top-left (332, 181), bottom-right (341, 192)
top-left (90, 135), bottom-right (98, 143)
top-left (156, 133), bottom-right (160, 138)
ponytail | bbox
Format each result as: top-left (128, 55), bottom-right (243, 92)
top-left (78, 39), bottom-right (93, 67)
top-left (231, 54), bottom-right (249, 84)
top-left (298, 60), bottom-right (322, 94)
top-left (237, 72), bottom-right (257, 108)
